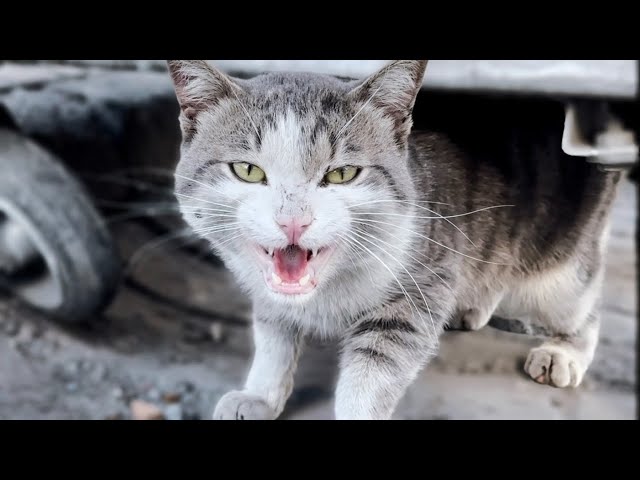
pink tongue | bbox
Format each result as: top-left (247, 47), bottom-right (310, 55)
top-left (274, 246), bottom-right (308, 282)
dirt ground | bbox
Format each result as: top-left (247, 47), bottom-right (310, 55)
top-left (0, 179), bottom-right (636, 420)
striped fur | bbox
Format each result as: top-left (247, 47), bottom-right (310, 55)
top-left (167, 60), bottom-right (623, 420)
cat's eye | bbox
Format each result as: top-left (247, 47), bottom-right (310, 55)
top-left (231, 162), bottom-right (266, 183)
top-left (324, 166), bottom-right (360, 185)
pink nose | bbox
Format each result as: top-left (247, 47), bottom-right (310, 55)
top-left (276, 215), bottom-right (313, 244)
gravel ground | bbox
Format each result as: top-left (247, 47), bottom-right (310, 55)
top-left (0, 178), bottom-right (635, 420)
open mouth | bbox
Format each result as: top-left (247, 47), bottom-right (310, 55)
top-left (255, 244), bottom-right (332, 295)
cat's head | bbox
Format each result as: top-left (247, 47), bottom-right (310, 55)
top-left (168, 60), bottom-right (427, 305)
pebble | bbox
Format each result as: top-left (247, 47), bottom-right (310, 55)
top-left (104, 413), bottom-right (125, 421)
top-left (551, 397), bottom-right (563, 407)
top-left (66, 382), bottom-right (79, 393)
top-left (147, 388), bottom-right (161, 402)
top-left (162, 392), bottom-right (181, 404)
top-left (431, 414), bottom-right (451, 420)
top-left (164, 403), bottom-right (182, 421)
top-left (178, 381), bottom-right (196, 394)
top-left (65, 360), bottom-right (80, 377)
top-left (168, 353), bottom-right (190, 364)
top-left (209, 323), bottom-right (225, 343)
top-left (581, 378), bottom-right (596, 391)
top-left (80, 360), bottom-right (93, 372)
top-left (488, 357), bottom-right (515, 373)
top-left (112, 387), bottom-right (125, 400)
top-left (182, 409), bottom-right (201, 421)
top-left (130, 400), bottom-right (165, 420)
top-left (89, 364), bottom-right (108, 383)
top-left (181, 396), bottom-right (201, 420)
top-left (460, 360), bottom-right (484, 374)
top-left (8, 339), bottom-right (24, 352)
top-left (1, 319), bottom-right (20, 336)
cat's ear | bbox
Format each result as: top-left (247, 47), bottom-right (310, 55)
top-left (349, 60), bottom-right (428, 139)
top-left (167, 60), bottom-right (242, 137)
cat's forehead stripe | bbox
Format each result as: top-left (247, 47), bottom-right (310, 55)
top-left (260, 112), bottom-right (305, 171)
top-left (253, 111), bottom-right (337, 177)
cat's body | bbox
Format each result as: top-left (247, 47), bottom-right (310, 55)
top-left (167, 60), bottom-right (621, 420)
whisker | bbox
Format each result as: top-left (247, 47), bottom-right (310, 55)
top-left (211, 232), bottom-right (245, 249)
top-left (79, 172), bottom-right (174, 196)
top-left (338, 233), bottom-right (411, 309)
top-left (352, 201), bottom-right (478, 248)
top-left (365, 210), bottom-right (476, 248)
top-left (125, 223), bottom-right (241, 275)
top-left (332, 69), bottom-right (389, 148)
top-left (380, 202), bottom-right (514, 249)
top-left (350, 199), bottom-right (451, 208)
top-left (96, 199), bottom-right (181, 210)
top-left (347, 230), bottom-right (436, 338)
top-left (125, 227), bottom-right (200, 276)
top-left (336, 236), bottom-right (377, 287)
top-left (229, 88), bottom-right (262, 144)
top-left (106, 209), bottom-right (181, 224)
top-left (337, 232), bottom-right (434, 339)
top-left (98, 199), bottom-right (234, 217)
top-left (77, 166), bottom-right (177, 180)
top-left (173, 173), bottom-right (240, 201)
top-left (351, 204), bottom-right (514, 220)
top-left (321, 219), bottom-right (379, 288)
top-left (183, 212), bottom-right (237, 219)
top-left (427, 204), bottom-right (514, 219)
top-left (179, 203), bottom-right (233, 211)
top-left (352, 218), bottom-right (511, 266)
top-left (106, 206), bottom-right (235, 224)
top-left (173, 192), bottom-right (236, 210)
top-left (85, 166), bottom-right (237, 202)
top-left (352, 225), bottom-right (454, 293)
top-left (192, 225), bottom-right (242, 236)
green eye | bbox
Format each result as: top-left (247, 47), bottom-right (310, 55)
top-left (231, 162), bottom-right (266, 183)
top-left (324, 166), bottom-right (360, 185)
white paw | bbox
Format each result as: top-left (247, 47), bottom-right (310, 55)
top-left (462, 309), bottom-right (491, 331)
top-left (213, 391), bottom-right (277, 420)
top-left (524, 346), bottom-right (586, 388)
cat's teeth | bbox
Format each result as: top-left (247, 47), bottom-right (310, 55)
top-left (268, 247), bottom-right (274, 256)
top-left (299, 274), bottom-right (310, 286)
top-left (271, 272), bottom-right (282, 285)
top-left (312, 248), bottom-right (318, 258)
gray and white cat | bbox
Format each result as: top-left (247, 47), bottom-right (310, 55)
top-left (167, 60), bottom-right (621, 420)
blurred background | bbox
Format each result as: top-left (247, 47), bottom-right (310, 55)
top-left (0, 60), bottom-right (637, 420)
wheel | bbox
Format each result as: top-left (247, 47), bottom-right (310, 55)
top-left (0, 128), bottom-right (122, 322)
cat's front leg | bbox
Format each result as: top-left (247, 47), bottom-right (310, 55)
top-left (335, 307), bottom-right (444, 420)
top-left (214, 317), bottom-right (301, 420)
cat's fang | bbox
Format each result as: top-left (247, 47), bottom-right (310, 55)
top-left (268, 247), bottom-right (274, 256)
top-left (299, 274), bottom-right (310, 286)
top-left (271, 272), bottom-right (283, 285)
top-left (311, 248), bottom-right (318, 258)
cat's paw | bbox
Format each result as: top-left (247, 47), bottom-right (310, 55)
top-left (461, 309), bottom-right (491, 331)
top-left (524, 345), bottom-right (586, 388)
top-left (448, 309), bottom-right (490, 331)
top-left (213, 391), bottom-right (277, 420)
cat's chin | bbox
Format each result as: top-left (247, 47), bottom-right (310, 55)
top-left (252, 243), bottom-right (335, 299)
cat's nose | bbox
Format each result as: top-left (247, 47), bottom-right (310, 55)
top-left (276, 215), bottom-right (313, 244)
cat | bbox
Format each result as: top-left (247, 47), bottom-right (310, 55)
top-left (166, 60), bottom-right (622, 420)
